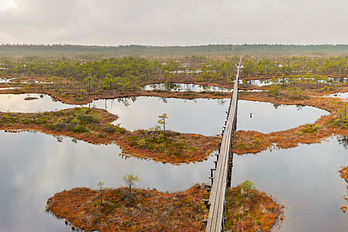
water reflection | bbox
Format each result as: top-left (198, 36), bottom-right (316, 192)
top-left (241, 77), bottom-right (348, 87)
top-left (0, 78), bottom-right (13, 83)
top-left (143, 83), bottom-right (233, 93)
top-left (232, 137), bottom-right (348, 232)
top-left (326, 92), bottom-right (348, 102)
top-left (0, 94), bottom-right (76, 112)
top-left (237, 100), bottom-right (329, 133)
top-left (337, 136), bottom-right (348, 149)
top-left (0, 131), bottom-right (213, 232)
top-left (0, 87), bottom-right (20, 90)
top-left (0, 94), bottom-right (329, 135)
top-left (0, 91), bottom-right (343, 231)
top-left (92, 98), bottom-right (329, 135)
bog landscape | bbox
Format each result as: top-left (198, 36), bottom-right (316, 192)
top-left (0, 44), bottom-right (347, 231)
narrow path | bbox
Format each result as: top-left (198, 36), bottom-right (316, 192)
top-left (205, 57), bottom-right (242, 232)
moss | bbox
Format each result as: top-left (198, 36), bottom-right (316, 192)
top-left (300, 123), bottom-right (320, 134)
top-left (225, 182), bottom-right (282, 232)
top-left (330, 104), bottom-right (348, 129)
top-left (46, 184), bottom-right (209, 232)
top-left (0, 108), bottom-right (219, 164)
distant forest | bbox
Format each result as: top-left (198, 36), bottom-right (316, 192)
top-left (0, 44), bottom-right (348, 56)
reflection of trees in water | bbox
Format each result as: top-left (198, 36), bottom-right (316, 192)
top-left (50, 96), bottom-right (58, 102)
top-left (54, 135), bottom-right (63, 143)
top-left (279, 78), bottom-right (288, 85)
top-left (164, 83), bottom-right (179, 91)
top-left (337, 136), bottom-right (348, 149)
top-left (88, 102), bottom-right (97, 108)
top-left (261, 79), bottom-right (269, 84)
top-left (273, 103), bottom-right (280, 109)
top-left (117, 97), bottom-right (132, 107)
top-left (161, 97), bottom-right (167, 103)
top-left (296, 104), bottom-right (304, 110)
top-left (218, 99), bottom-right (227, 106)
top-left (334, 78), bottom-right (347, 84)
top-left (105, 97), bottom-right (137, 108)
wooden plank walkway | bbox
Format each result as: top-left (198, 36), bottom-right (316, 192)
top-left (205, 57), bottom-right (242, 232)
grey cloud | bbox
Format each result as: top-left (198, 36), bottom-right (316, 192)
top-left (0, 0), bottom-right (347, 45)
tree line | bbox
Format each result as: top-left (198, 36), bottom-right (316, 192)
top-left (0, 55), bottom-right (347, 92)
top-left (1, 44), bottom-right (348, 56)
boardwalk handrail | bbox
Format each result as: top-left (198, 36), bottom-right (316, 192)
top-left (205, 56), bottom-right (242, 232)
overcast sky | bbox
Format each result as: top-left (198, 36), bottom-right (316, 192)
top-left (0, 0), bottom-right (347, 46)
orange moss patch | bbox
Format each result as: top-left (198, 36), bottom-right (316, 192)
top-left (121, 131), bottom-right (219, 164)
top-left (225, 185), bottom-right (283, 232)
top-left (340, 167), bottom-right (348, 183)
top-left (0, 108), bottom-right (219, 164)
top-left (46, 185), bottom-right (209, 232)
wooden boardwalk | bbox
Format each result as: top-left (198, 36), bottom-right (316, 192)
top-left (205, 57), bottom-right (242, 232)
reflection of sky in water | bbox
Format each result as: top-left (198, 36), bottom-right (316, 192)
top-left (1, 133), bottom-right (347, 231)
top-left (142, 83), bottom-right (266, 93)
top-left (0, 131), bottom-right (214, 232)
top-left (92, 98), bottom-right (329, 134)
top-left (0, 87), bottom-right (20, 90)
top-left (0, 94), bottom-right (329, 135)
top-left (240, 77), bottom-right (348, 87)
top-left (233, 137), bottom-right (348, 232)
top-left (92, 97), bottom-right (229, 135)
top-left (0, 78), bottom-right (13, 83)
top-left (143, 83), bottom-right (232, 92)
top-left (0, 91), bottom-right (344, 231)
top-left (237, 100), bottom-right (329, 133)
top-left (326, 92), bottom-right (348, 102)
top-left (0, 94), bottom-right (80, 112)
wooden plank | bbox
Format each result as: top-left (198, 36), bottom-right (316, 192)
top-left (205, 57), bottom-right (241, 232)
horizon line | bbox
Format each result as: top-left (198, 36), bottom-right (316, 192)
top-left (1, 43), bottom-right (348, 47)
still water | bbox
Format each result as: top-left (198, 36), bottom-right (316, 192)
top-left (0, 131), bottom-right (214, 232)
top-left (0, 93), bottom-right (338, 231)
top-left (233, 137), bottom-right (348, 232)
top-left (143, 83), bottom-right (232, 92)
top-left (0, 94), bottom-right (328, 135)
top-left (0, 78), bottom-right (13, 83)
top-left (327, 92), bottom-right (348, 102)
top-left (143, 83), bottom-right (266, 93)
top-left (240, 77), bottom-right (348, 87)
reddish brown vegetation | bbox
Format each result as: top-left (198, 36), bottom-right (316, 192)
top-left (1, 80), bottom-right (347, 158)
top-left (46, 184), bottom-right (282, 232)
top-left (46, 185), bottom-right (209, 232)
top-left (0, 108), bottom-right (219, 164)
top-left (234, 91), bottom-right (348, 155)
top-left (24, 96), bottom-right (39, 101)
top-left (340, 167), bottom-right (348, 183)
top-left (339, 167), bottom-right (348, 213)
top-left (225, 185), bottom-right (283, 232)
